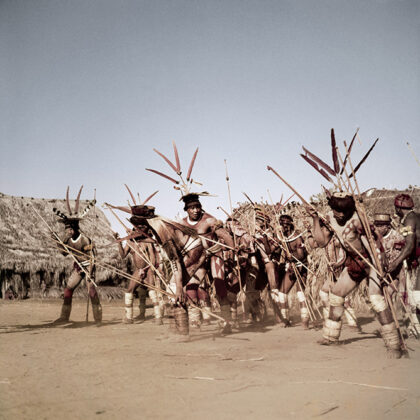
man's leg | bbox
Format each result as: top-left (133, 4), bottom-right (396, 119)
top-left (54, 269), bottom-right (82, 323)
top-left (369, 270), bottom-right (402, 358)
top-left (320, 268), bottom-right (357, 345)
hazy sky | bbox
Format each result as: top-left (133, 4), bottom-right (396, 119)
top-left (1, 0), bottom-right (419, 233)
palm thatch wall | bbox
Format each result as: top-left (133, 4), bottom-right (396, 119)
top-left (0, 193), bottom-right (128, 299)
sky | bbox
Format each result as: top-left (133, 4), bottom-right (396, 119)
top-left (1, 0), bottom-right (419, 234)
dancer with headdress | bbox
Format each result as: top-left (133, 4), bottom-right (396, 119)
top-left (52, 186), bottom-right (101, 324)
top-left (147, 143), bottom-right (236, 333)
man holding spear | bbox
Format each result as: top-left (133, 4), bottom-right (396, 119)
top-left (388, 194), bottom-right (420, 335)
top-left (50, 186), bottom-right (102, 324)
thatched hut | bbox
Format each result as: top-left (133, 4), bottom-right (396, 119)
top-left (0, 193), bottom-right (128, 299)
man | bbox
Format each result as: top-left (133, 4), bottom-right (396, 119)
top-left (180, 193), bottom-right (235, 332)
top-left (387, 194), bottom-right (420, 333)
top-left (309, 192), bottom-right (403, 358)
top-left (252, 207), bottom-right (281, 324)
top-left (306, 222), bottom-right (361, 331)
top-left (373, 213), bottom-right (406, 295)
top-left (53, 218), bottom-right (102, 324)
top-left (115, 230), bottom-right (163, 325)
top-left (274, 214), bottom-right (310, 328)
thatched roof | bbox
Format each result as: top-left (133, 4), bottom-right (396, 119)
top-left (361, 186), bottom-right (420, 217)
top-left (0, 193), bottom-right (125, 283)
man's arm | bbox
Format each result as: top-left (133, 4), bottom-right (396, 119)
top-left (310, 215), bottom-right (332, 247)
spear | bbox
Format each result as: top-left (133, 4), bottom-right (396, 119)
top-left (30, 203), bottom-right (98, 288)
top-left (338, 145), bottom-right (407, 352)
top-left (224, 159), bottom-right (246, 320)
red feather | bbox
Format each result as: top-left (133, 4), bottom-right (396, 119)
top-left (300, 154), bottom-right (333, 182)
top-left (153, 148), bottom-right (178, 174)
top-left (74, 185), bottom-right (83, 214)
top-left (340, 128), bottom-right (359, 174)
top-left (186, 148), bottom-right (199, 181)
top-left (124, 184), bottom-right (137, 205)
top-left (142, 190), bottom-right (159, 205)
top-left (173, 142), bottom-right (181, 173)
top-left (146, 168), bottom-right (180, 184)
top-left (302, 146), bottom-right (335, 176)
top-left (104, 203), bottom-right (132, 214)
top-left (349, 138), bottom-right (379, 178)
top-left (331, 129), bottom-right (340, 174)
top-left (66, 186), bottom-right (72, 215)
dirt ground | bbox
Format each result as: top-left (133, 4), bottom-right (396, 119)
top-left (0, 299), bottom-right (419, 420)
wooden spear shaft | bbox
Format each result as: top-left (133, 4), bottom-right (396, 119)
top-left (104, 206), bottom-right (227, 323)
top-left (340, 145), bottom-right (407, 351)
top-left (31, 203), bottom-right (98, 288)
top-left (224, 159), bottom-right (246, 318)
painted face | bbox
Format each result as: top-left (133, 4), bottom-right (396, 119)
top-left (375, 224), bottom-right (391, 237)
top-left (332, 209), bottom-right (348, 226)
top-left (394, 206), bottom-right (404, 218)
top-left (186, 204), bottom-right (202, 222)
top-left (65, 226), bottom-right (76, 239)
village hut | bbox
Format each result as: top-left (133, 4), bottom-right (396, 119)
top-left (0, 193), bottom-right (128, 300)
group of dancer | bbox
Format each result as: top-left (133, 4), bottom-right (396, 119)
top-left (49, 135), bottom-right (420, 359)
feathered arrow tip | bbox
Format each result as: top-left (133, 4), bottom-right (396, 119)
top-left (349, 138), bottom-right (379, 178)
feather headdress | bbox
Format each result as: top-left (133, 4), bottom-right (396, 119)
top-left (300, 128), bottom-right (379, 190)
top-left (146, 142), bottom-right (214, 202)
top-left (104, 185), bottom-right (159, 242)
top-left (53, 186), bottom-right (96, 225)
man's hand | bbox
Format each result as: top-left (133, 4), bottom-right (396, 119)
top-left (176, 286), bottom-right (186, 305)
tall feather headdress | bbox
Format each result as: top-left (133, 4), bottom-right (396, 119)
top-left (53, 185), bottom-right (96, 225)
top-left (300, 128), bottom-right (379, 191)
top-left (146, 142), bottom-right (214, 202)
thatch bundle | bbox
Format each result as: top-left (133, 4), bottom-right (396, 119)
top-left (0, 193), bottom-right (128, 299)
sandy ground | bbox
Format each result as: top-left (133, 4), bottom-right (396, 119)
top-left (0, 299), bottom-right (419, 420)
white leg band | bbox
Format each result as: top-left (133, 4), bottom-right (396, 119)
top-left (329, 293), bottom-right (345, 307)
top-left (278, 292), bottom-right (287, 304)
top-left (297, 291), bottom-right (306, 303)
top-left (370, 294), bottom-right (387, 313)
top-left (319, 290), bottom-right (329, 305)
top-left (300, 307), bottom-right (309, 319)
top-left (323, 318), bottom-right (342, 341)
top-left (380, 323), bottom-right (401, 351)
top-left (413, 291), bottom-right (420, 309)
top-left (124, 292), bottom-right (134, 320)
top-left (344, 307), bottom-right (357, 327)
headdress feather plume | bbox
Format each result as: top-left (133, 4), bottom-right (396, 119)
top-left (146, 168), bottom-right (179, 184)
top-left (300, 154), bottom-right (333, 182)
top-left (66, 186), bottom-right (72, 215)
top-left (331, 129), bottom-right (340, 174)
top-left (340, 128), bottom-right (359, 174)
top-left (74, 185), bottom-right (83, 214)
top-left (153, 148), bottom-right (178, 174)
top-left (186, 147), bottom-right (199, 181)
top-left (302, 146), bottom-right (335, 176)
top-left (173, 141), bottom-right (181, 173)
top-left (349, 138), bottom-right (379, 178)
top-left (124, 184), bottom-right (137, 205)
